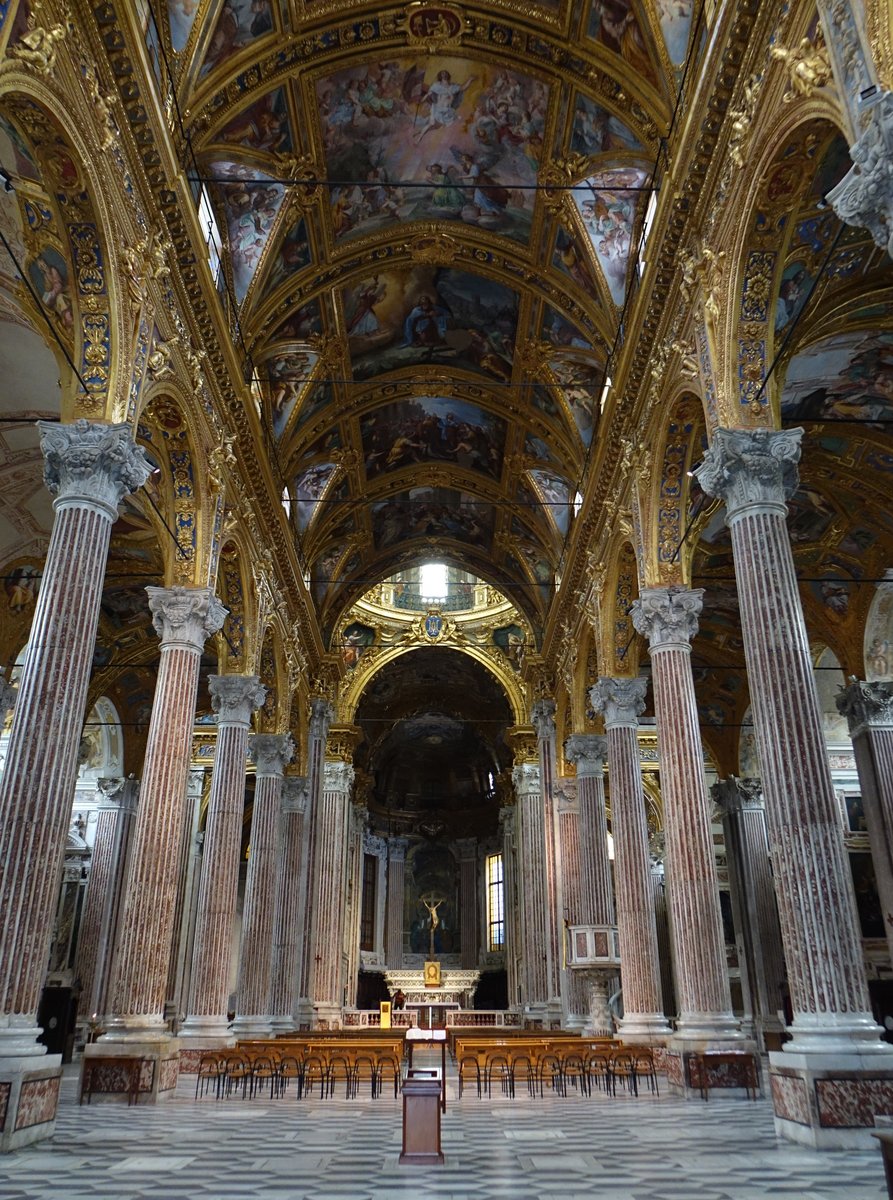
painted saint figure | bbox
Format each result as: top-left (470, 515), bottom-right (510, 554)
top-left (414, 70), bottom-right (477, 142)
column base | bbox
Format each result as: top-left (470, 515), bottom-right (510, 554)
top-left (0, 1055), bottom-right (62, 1153)
top-left (81, 1038), bottom-right (180, 1105)
top-left (269, 1016), bottom-right (297, 1035)
top-left (229, 1016), bottom-right (274, 1039)
top-left (617, 1013), bottom-right (672, 1043)
top-left (176, 1028), bottom-right (237, 1074)
top-left (664, 1037), bottom-right (762, 1101)
top-left (770, 1048), bottom-right (893, 1148)
top-left (310, 1003), bottom-right (343, 1031)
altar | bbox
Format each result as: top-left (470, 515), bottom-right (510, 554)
top-left (385, 969), bottom-right (480, 1028)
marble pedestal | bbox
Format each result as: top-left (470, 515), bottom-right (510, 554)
top-left (311, 1002), bottom-right (344, 1030)
top-left (0, 1057), bottom-right (62, 1152)
top-left (664, 1035), bottom-right (761, 1102)
top-left (82, 1038), bottom-right (180, 1105)
top-left (176, 1034), bottom-right (236, 1075)
top-left (770, 1051), bottom-right (893, 1149)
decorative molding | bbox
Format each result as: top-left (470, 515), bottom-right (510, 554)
top-left (564, 733), bottom-right (608, 778)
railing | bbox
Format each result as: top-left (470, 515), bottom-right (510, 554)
top-left (445, 1011), bottom-right (522, 1027)
top-left (343, 1010), bottom-right (418, 1027)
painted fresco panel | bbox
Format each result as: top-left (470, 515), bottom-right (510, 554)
top-left (361, 395), bottom-right (505, 481)
top-left (216, 88), bottom-right (292, 155)
top-left (200, 0), bottom-right (275, 76)
top-left (529, 469), bottom-right (572, 535)
top-left (371, 486), bottom-right (494, 550)
top-left (781, 332), bottom-right (893, 424)
top-left (294, 462), bottom-right (337, 531)
top-left (572, 167), bottom-right (648, 305)
top-left (211, 163), bottom-right (286, 301)
top-left (570, 94), bottom-right (642, 156)
top-left (655, 0), bottom-right (694, 64)
top-left (586, 0), bottom-right (658, 86)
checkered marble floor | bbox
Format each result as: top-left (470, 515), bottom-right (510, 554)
top-left (0, 1058), bottom-right (887, 1200)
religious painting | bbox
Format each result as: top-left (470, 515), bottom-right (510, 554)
top-left (312, 543), bottom-right (346, 603)
top-left (808, 572), bottom-right (854, 618)
top-left (654, 0), bottom-right (694, 65)
top-left (199, 0), bottom-right (275, 77)
top-left (295, 380), bottom-right (334, 433)
top-left (531, 383), bottom-right (561, 419)
top-left (260, 345), bottom-right (318, 438)
top-left (586, 0), bottom-right (658, 88)
top-left (210, 162), bottom-right (285, 301)
top-left (293, 462), bottom-right (337, 530)
top-left (345, 266), bottom-right (518, 383)
top-left (0, 114), bottom-right (41, 182)
top-left (360, 395), bottom-right (506, 481)
top-left (529, 469), bottom-right (573, 535)
top-left (5, 561), bottom-right (39, 613)
top-left (773, 261), bottom-right (814, 334)
top-left (371, 486), bottom-right (494, 550)
top-left (216, 88), bottom-right (292, 155)
top-left (549, 358), bottom-right (602, 446)
top-left (339, 620), bottom-right (376, 669)
top-left (316, 56), bottom-right (548, 246)
top-left (570, 93), bottom-right (642, 156)
top-left (844, 794), bottom-right (868, 834)
top-left (553, 226), bottom-right (601, 296)
top-left (100, 582), bottom-right (152, 628)
top-left (493, 623), bottom-right (526, 669)
top-left (263, 218), bottom-right (311, 295)
top-left (541, 305), bottom-right (591, 350)
top-left (525, 433), bottom-right (559, 465)
top-left (28, 247), bottom-right (74, 333)
top-left (405, 841), bottom-right (458, 956)
top-left (167, 0), bottom-right (200, 52)
top-left (269, 300), bottom-right (322, 342)
top-left (516, 539), bottom-right (554, 603)
top-left (572, 167), bottom-right (648, 305)
top-left (781, 331), bottom-right (893, 426)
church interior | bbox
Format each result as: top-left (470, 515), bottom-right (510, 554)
top-left (0, 0), bottom-right (892, 1193)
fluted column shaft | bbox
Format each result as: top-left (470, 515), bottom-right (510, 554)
top-left (385, 839), bottom-right (408, 967)
top-left (270, 777), bottom-right (309, 1031)
top-left (565, 735), bottom-right (614, 925)
top-left (457, 839), bottom-right (478, 969)
top-left (838, 680), bottom-right (893, 967)
top-left (232, 734), bottom-right (294, 1036)
top-left (104, 588), bottom-right (226, 1039)
top-left (0, 422), bottom-right (150, 1055)
top-left (500, 806), bottom-right (519, 1007)
top-left (74, 778), bottom-right (139, 1023)
top-left (299, 700), bottom-right (334, 1002)
top-left (531, 700), bottom-right (562, 1006)
top-left (342, 803), bottom-right (366, 1008)
top-left (631, 592), bottom-right (738, 1042)
top-left (513, 762), bottom-right (549, 1007)
top-left (698, 429), bottom-right (884, 1054)
top-left (307, 760), bottom-right (354, 1017)
top-left (181, 675), bottom-right (265, 1041)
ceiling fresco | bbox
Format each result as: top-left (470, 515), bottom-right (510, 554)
top-left (159, 0), bottom-right (674, 628)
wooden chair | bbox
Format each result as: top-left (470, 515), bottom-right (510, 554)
top-left (457, 1054), bottom-right (482, 1098)
top-left (221, 1054), bottom-right (250, 1099)
top-left (632, 1050), bottom-right (659, 1096)
top-left (375, 1051), bottom-right (402, 1099)
top-left (610, 1051), bottom-right (637, 1096)
top-left (194, 1054), bottom-right (222, 1100)
top-left (301, 1053), bottom-right (329, 1099)
top-left (560, 1051), bottom-right (588, 1097)
top-left (485, 1051), bottom-right (513, 1098)
top-left (277, 1055), bottom-right (302, 1098)
top-left (249, 1054), bottom-right (278, 1100)
top-left (535, 1052), bottom-right (564, 1098)
top-left (351, 1052), bottom-right (378, 1098)
top-left (585, 1051), bottom-right (614, 1097)
top-left (327, 1051), bottom-right (354, 1098)
top-left (509, 1053), bottom-right (536, 1098)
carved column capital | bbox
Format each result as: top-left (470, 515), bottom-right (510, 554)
top-left (711, 776), bottom-right (764, 815)
top-left (696, 427), bottom-right (802, 523)
top-left (827, 92), bottom-right (893, 259)
top-left (388, 837), bottom-right (409, 862)
top-left (281, 775), bottom-right (309, 813)
top-left (249, 733), bottom-right (295, 777)
top-left (631, 586), bottom-right (702, 651)
top-left (209, 674), bottom-right (266, 728)
top-left (456, 837), bottom-right (478, 860)
top-left (147, 586), bottom-right (227, 652)
top-left (39, 419), bottom-right (153, 520)
top-left (531, 698), bottom-right (556, 740)
top-left (564, 733), bottom-right (608, 777)
top-left (512, 761), bottom-right (541, 798)
top-left (323, 759), bottom-right (355, 794)
top-left (836, 677), bottom-right (893, 736)
top-left (309, 697), bottom-right (335, 740)
top-left (590, 675), bottom-right (648, 728)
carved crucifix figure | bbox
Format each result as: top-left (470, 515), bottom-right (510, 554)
top-left (421, 894), bottom-right (444, 959)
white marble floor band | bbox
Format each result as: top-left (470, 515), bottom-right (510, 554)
top-left (0, 1061), bottom-right (886, 1200)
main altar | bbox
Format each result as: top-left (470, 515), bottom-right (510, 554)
top-left (385, 969), bottom-right (481, 1028)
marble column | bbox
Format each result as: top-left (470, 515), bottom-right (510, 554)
top-left (385, 838), bottom-right (408, 968)
top-left (698, 429), bottom-right (892, 1144)
top-left (180, 675), bottom-right (265, 1047)
top-left (297, 699), bottom-right (334, 1018)
top-left (564, 734), bottom-right (617, 1035)
top-left (457, 838), bottom-right (479, 970)
top-left (512, 760), bottom-right (549, 1016)
top-left (499, 805), bottom-right (520, 1009)
top-left (102, 588), bottom-right (226, 1049)
top-left (74, 777), bottom-right (139, 1027)
top-left (270, 777), bottom-right (309, 1034)
top-left (630, 591), bottom-right (741, 1045)
top-left (837, 680), bottom-right (893, 967)
top-left (306, 759), bottom-right (354, 1027)
top-left (531, 700), bottom-right (563, 1021)
top-left (232, 734), bottom-right (295, 1038)
top-left (712, 776), bottom-right (787, 1052)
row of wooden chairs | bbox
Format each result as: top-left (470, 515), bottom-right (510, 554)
top-left (457, 1048), bottom-right (659, 1100)
top-left (195, 1050), bottom-right (402, 1100)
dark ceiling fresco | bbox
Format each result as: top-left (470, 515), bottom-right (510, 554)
top-left (152, 0), bottom-right (683, 634)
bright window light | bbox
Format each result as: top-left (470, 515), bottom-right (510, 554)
top-left (420, 562), bottom-right (448, 602)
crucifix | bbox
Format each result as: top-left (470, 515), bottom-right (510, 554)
top-left (420, 893), bottom-right (445, 960)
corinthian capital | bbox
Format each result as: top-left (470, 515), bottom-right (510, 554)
top-left (696, 427), bottom-right (802, 522)
top-left (209, 674), bottom-right (266, 727)
top-left (148, 586), bottom-right (227, 652)
top-left (282, 775), bottom-right (309, 813)
top-left (631, 586), bottom-right (702, 651)
top-left (323, 759), bottom-right (355, 794)
top-left (512, 761), bottom-right (541, 798)
top-left (250, 733), bottom-right (295, 777)
top-left (836, 677), bottom-right (893, 736)
top-left (711, 776), bottom-right (764, 815)
top-left (827, 93), bottom-right (893, 260)
top-left (531, 698), bottom-right (556, 740)
top-left (309, 697), bottom-right (335, 741)
top-left (590, 676), bottom-right (648, 728)
top-left (39, 420), bottom-right (153, 520)
top-left (564, 733), bottom-right (607, 777)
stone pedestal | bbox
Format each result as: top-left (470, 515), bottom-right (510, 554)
top-left (102, 587), bottom-right (226, 1053)
top-left (590, 677), bottom-right (671, 1043)
top-left (0, 421), bottom-right (150, 1149)
top-left (770, 1050), bottom-right (893, 1149)
top-left (81, 1039), bottom-right (180, 1106)
top-left (232, 734), bottom-right (294, 1039)
top-left (180, 675), bottom-right (265, 1050)
top-left (270, 777), bottom-right (309, 1034)
top-left (698, 428), bottom-right (892, 1143)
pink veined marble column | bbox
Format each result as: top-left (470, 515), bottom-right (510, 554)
top-left (837, 680), bottom-right (893, 968)
top-left (0, 421), bottom-right (150, 1058)
top-left (103, 587), bottom-right (226, 1041)
top-left (590, 677), bottom-right (670, 1039)
top-left (630, 591), bottom-right (741, 1044)
top-left (180, 674), bottom-right (265, 1044)
top-left (342, 802), bottom-right (366, 1009)
top-left (564, 735), bottom-right (614, 926)
top-left (531, 700), bottom-right (563, 1015)
top-left (385, 838), bottom-right (408, 967)
top-left (298, 699), bottom-right (334, 1012)
top-left (512, 761), bottom-right (548, 1011)
top-left (499, 806), bottom-right (519, 1008)
top-left (554, 791), bottom-right (589, 1025)
top-left (232, 733), bottom-right (295, 1038)
top-left (457, 839), bottom-right (479, 970)
top-left (698, 428), bottom-right (886, 1055)
top-left (74, 777), bottom-right (139, 1024)
top-left (306, 760), bottom-right (354, 1025)
top-left (270, 777), bottom-right (309, 1034)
